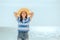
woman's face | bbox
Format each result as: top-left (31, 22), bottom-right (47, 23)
top-left (21, 11), bottom-right (27, 18)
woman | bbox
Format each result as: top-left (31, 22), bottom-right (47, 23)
top-left (14, 9), bottom-right (33, 40)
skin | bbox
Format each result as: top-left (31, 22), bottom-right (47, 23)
top-left (29, 11), bottom-right (33, 19)
top-left (21, 11), bottom-right (27, 19)
top-left (14, 11), bottom-right (33, 20)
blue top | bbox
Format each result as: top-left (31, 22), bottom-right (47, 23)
top-left (17, 17), bottom-right (30, 32)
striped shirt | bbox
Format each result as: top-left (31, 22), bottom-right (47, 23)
top-left (17, 17), bottom-right (30, 32)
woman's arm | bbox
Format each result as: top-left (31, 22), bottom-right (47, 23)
top-left (14, 12), bottom-right (19, 18)
top-left (29, 11), bottom-right (34, 20)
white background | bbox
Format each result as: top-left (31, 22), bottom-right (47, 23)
top-left (0, 0), bottom-right (60, 27)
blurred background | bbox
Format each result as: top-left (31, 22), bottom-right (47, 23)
top-left (0, 0), bottom-right (60, 40)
